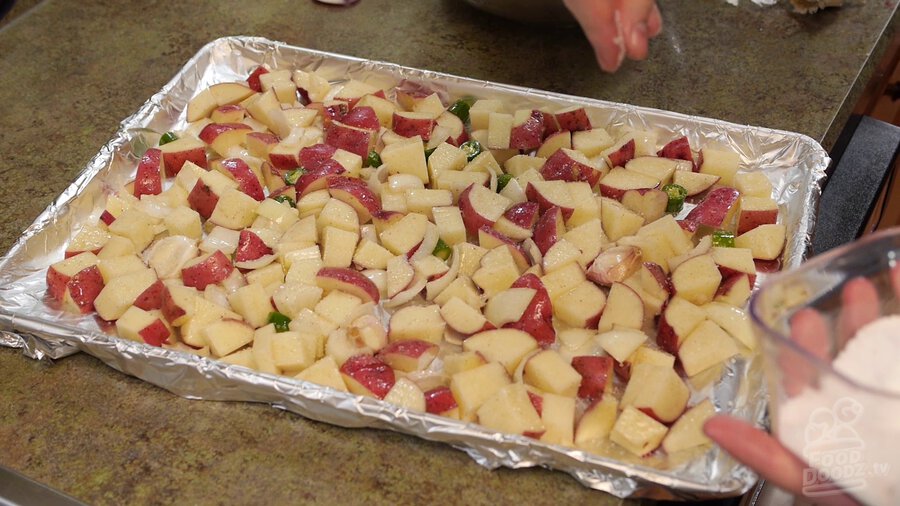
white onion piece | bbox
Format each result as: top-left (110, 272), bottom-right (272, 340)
top-left (143, 235), bottom-right (198, 279)
top-left (200, 227), bottom-right (240, 255)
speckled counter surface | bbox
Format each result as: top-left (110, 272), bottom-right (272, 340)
top-left (0, 1), bottom-right (895, 504)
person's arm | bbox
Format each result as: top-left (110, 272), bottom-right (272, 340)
top-left (562, 0), bottom-right (662, 72)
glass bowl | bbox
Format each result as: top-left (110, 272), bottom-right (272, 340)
top-left (750, 227), bottom-right (900, 504)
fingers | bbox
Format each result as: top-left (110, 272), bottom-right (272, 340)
top-left (705, 416), bottom-right (863, 506)
top-left (704, 415), bottom-right (809, 495)
top-left (791, 307), bottom-right (830, 361)
top-left (647, 4), bottom-right (663, 37)
top-left (837, 276), bottom-right (880, 345)
top-left (562, 0), bottom-right (625, 72)
top-left (783, 308), bottom-right (830, 396)
top-left (616, 0), bottom-right (660, 60)
top-left (562, 0), bottom-right (662, 72)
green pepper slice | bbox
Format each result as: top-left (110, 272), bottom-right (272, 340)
top-left (283, 168), bottom-right (306, 185)
top-left (460, 140), bottom-right (482, 162)
top-left (432, 238), bottom-right (452, 260)
top-left (662, 184), bottom-right (688, 214)
top-left (447, 97), bottom-right (475, 124)
top-left (496, 173), bottom-right (513, 193)
top-left (711, 229), bottom-right (736, 248)
top-left (366, 150), bottom-right (382, 168)
top-left (424, 147), bottom-right (437, 160)
top-left (273, 195), bottom-right (296, 208)
top-left (267, 311), bottom-right (291, 332)
top-left (159, 131), bottom-right (179, 146)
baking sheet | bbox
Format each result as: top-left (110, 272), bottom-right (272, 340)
top-left (0, 36), bottom-right (829, 500)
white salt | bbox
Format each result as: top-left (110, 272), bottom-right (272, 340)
top-left (777, 315), bottom-right (900, 504)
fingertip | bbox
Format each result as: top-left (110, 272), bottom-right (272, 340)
top-left (703, 414), bottom-right (746, 442)
top-left (647, 4), bottom-right (663, 37)
top-left (625, 22), bottom-right (649, 60)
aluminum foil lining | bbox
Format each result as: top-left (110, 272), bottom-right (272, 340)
top-left (0, 36), bottom-right (829, 500)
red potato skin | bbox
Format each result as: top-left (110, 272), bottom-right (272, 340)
top-left (502, 201), bottom-right (540, 230)
top-left (160, 286), bottom-right (187, 324)
top-left (134, 148), bottom-right (163, 199)
top-left (395, 84), bottom-right (436, 110)
top-left (138, 318), bottom-right (172, 347)
top-left (212, 104), bottom-right (245, 122)
top-left (65, 266), bottom-right (105, 314)
top-left (181, 250), bottom-right (234, 291)
top-left (295, 161), bottom-right (347, 196)
top-left (655, 303), bottom-right (680, 356)
top-left (246, 132), bottom-right (279, 157)
top-left (133, 279), bottom-right (165, 311)
top-left (162, 147), bottom-right (207, 177)
top-left (504, 273), bottom-right (555, 347)
top-left (341, 106), bottom-right (380, 131)
top-left (340, 354), bottom-right (396, 399)
top-left (308, 101), bottom-right (350, 126)
top-left (644, 262), bottom-right (674, 295)
top-left (391, 113), bottom-right (435, 140)
top-left (607, 139), bottom-right (636, 168)
top-left (527, 391), bottom-right (544, 416)
top-left (235, 230), bottom-right (273, 263)
top-left (542, 113), bottom-right (560, 138)
top-left (198, 123), bottom-right (251, 144)
top-left (424, 386), bottom-right (458, 415)
top-left (299, 143), bottom-right (338, 171)
top-left (637, 407), bottom-right (670, 425)
top-left (571, 355), bottom-right (613, 402)
top-left (716, 272), bottom-right (752, 298)
top-left (509, 110), bottom-right (545, 151)
top-left (458, 184), bottom-right (496, 236)
top-left (540, 149), bottom-right (599, 185)
top-left (220, 158), bottom-right (265, 201)
top-left (326, 176), bottom-right (382, 222)
top-left (187, 180), bottom-right (219, 220)
top-left (268, 185), bottom-right (296, 201)
top-left (246, 66), bottom-right (269, 92)
top-left (99, 211), bottom-right (116, 226)
top-left (657, 136), bottom-right (696, 169)
top-left (683, 187), bottom-right (740, 230)
top-left (268, 150), bottom-right (301, 171)
top-left (316, 267), bottom-right (380, 304)
top-left (737, 209), bottom-right (778, 235)
top-left (524, 183), bottom-right (575, 220)
top-left (755, 258), bottom-right (782, 273)
top-left (554, 108), bottom-right (592, 132)
top-left (718, 265), bottom-right (756, 287)
top-left (378, 339), bottom-right (435, 359)
top-left (46, 267), bottom-right (73, 301)
top-left (533, 206), bottom-right (565, 255)
top-left (324, 121), bottom-right (374, 158)
top-left (478, 227), bottom-right (530, 270)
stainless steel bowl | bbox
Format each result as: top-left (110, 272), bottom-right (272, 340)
top-left (462, 0), bottom-right (576, 25)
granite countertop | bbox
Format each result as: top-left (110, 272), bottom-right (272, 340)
top-left (0, 1), bottom-right (896, 504)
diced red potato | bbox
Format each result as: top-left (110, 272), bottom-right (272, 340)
top-left (134, 148), bottom-right (163, 199)
top-left (324, 121), bottom-right (374, 158)
top-left (246, 66), bottom-right (270, 92)
top-left (219, 158), bottom-right (265, 201)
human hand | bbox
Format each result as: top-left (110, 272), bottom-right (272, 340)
top-left (561, 0), bottom-right (662, 72)
top-left (703, 270), bottom-right (900, 506)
